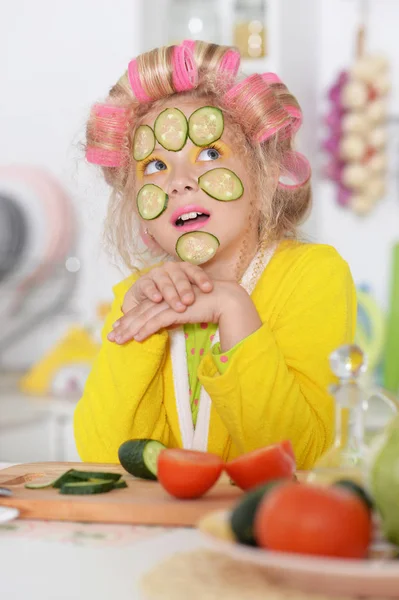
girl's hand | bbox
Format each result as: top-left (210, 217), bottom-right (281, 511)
top-left (109, 281), bottom-right (249, 344)
top-left (122, 262), bottom-right (213, 314)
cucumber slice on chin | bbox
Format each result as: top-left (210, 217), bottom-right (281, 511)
top-left (199, 168), bottom-right (244, 202)
top-left (137, 184), bottom-right (168, 220)
top-left (175, 231), bottom-right (220, 266)
top-left (154, 108), bottom-right (188, 151)
top-left (188, 106), bottom-right (224, 147)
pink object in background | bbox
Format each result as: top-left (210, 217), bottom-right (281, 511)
top-left (337, 185), bottom-right (352, 207)
top-left (322, 134), bottom-right (341, 154)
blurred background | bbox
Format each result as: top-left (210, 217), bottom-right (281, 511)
top-left (0, 0), bottom-right (398, 463)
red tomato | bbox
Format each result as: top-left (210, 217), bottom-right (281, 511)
top-left (225, 444), bottom-right (296, 491)
top-left (255, 482), bottom-right (372, 559)
top-left (280, 439), bottom-right (296, 463)
top-left (157, 449), bottom-right (223, 499)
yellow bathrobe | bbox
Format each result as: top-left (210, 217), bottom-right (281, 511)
top-left (74, 240), bottom-right (356, 469)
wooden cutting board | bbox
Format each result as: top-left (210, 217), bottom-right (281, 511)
top-left (0, 462), bottom-right (242, 526)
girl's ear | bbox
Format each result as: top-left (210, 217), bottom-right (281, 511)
top-left (140, 226), bottom-right (165, 256)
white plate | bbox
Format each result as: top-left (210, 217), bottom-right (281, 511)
top-left (0, 506), bottom-right (19, 524)
top-left (198, 510), bottom-right (399, 598)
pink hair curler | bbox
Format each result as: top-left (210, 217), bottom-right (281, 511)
top-left (172, 44), bottom-right (198, 92)
top-left (261, 73), bottom-right (302, 140)
top-left (182, 39), bottom-right (196, 52)
top-left (219, 49), bottom-right (240, 77)
top-left (86, 104), bottom-right (128, 168)
top-left (127, 59), bottom-right (152, 102)
top-left (224, 74), bottom-right (290, 143)
top-left (278, 151), bottom-right (311, 190)
top-left (261, 72), bottom-right (282, 85)
top-left (86, 148), bottom-right (123, 168)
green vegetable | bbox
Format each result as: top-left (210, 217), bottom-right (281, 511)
top-left (154, 108), bottom-right (188, 151)
top-left (199, 168), bottom-right (243, 202)
top-left (25, 469), bottom-right (127, 495)
top-left (370, 417), bottom-right (399, 545)
top-left (230, 481), bottom-right (282, 546)
top-left (188, 106), bottom-right (224, 147)
top-left (333, 479), bottom-right (373, 511)
top-left (118, 439), bottom-right (166, 480)
top-left (137, 184), bottom-right (168, 220)
top-left (175, 231), bottom-right (220, 266)
top-left (69, 470), bottom-right (121, 482)
top-left (60, 480), bottom-right (116, 495)
top-left (133, 125), bottom-right (156, 161)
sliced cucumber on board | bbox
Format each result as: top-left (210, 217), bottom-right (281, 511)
top-left (60, 480), bottom-right (116, 495)
top-left (199, 168), bottom-right (243, 201)
top-left (25, 470), bottom-right (128, 495)
top-left (137, 184), bottom-right (168, 220)
top-left (188, 106), bottom-right (224, 147)
top-left (175, 231), bottom-right (220, 266)
top-left (118, 439), bottom-right (166, 480)
top-left (69, 470), bottom-right (121, 483)
top-left (154, 108), bottom-right (188, 151)
top-left (133, 125), bottom-right (156, 161)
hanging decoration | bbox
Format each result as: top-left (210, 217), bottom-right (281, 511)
top-left (322, 1), bottom-right (390, 216)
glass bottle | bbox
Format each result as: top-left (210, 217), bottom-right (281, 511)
top-left (233, 0), bottom-right (266, 59)
top-left (307, 344), bottom-right (369, 485)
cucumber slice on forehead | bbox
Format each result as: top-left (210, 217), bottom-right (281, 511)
top-left (199, 168), bottom-right (244, 201)
top-left (154, 108), bottom-right (188, 151)
top-left (137, 184), bottom-right (168, 220)
top-left (176, 231), bottom-right (220, 265)
top-left (133, 125), bottom-right (156, 161)
top-left (188, 106), bottom-right (224, 147)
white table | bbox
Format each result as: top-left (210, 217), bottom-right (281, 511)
top-left (0, 463), bottom-right (210, 600)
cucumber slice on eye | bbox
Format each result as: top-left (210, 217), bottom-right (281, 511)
top-left (154, 108), bottom-right (188, 151)
top-left (176, 231), bottom-right (220, 266)
top-left (133, 125), bottom-right (156, 161)
top-left (137, 184), bottom-right (168, 220)
top-left (188, 106), bottom-right (224, 147)
top-left (199, 168), bottom-right (244, 202)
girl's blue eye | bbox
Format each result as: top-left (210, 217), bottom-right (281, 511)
top-left (144, 160), bottom-right (167, 175)
top-left (197, 148), bottom-right (221, 162)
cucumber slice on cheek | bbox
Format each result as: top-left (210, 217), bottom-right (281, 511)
top-left (133, 125), bottom-right (156, 161)
top-left (199, 168), bottom-right (244, 202)
top-left (154, 108), bottom-right (188, 152)
top-left (137, 184), bottom-right (168, 220)
top-left (176, 231), bottom-right (220, 266)
top-left (188, 106), bottom-right (224, 147)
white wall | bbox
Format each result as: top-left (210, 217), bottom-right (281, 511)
top-left (0, 0), bottom-right (143, 367)
top-left (315, 0), bottom-right (399, 309)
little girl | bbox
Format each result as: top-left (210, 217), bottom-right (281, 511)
top-left (74, 41), bottom-right (356, 469)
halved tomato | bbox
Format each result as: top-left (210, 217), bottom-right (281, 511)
top-left (225, 443), bottom-right (296, 491)
top-left (255, 481), bottom-right (372, 558)
top-left (157, 449), bottom-right (224, 499)
top-left (280, 439), bottom-right (296, 463)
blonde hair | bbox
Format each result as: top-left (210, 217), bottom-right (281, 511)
top-left (86, 41), bottom-right (311, 271)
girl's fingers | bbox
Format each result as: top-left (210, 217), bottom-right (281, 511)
top-left (150, 271), bottom-right (187, 311)
top-left (182, 263), bottom-right (213, 292)
top-left (134, 308), bottom-right (179, 342)
top-left (167, 269), bottom-right (195, 305)
top-left (139, 278), bottom-right (163, 303)
top-left (108, 300), bottom-right (168, 343)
